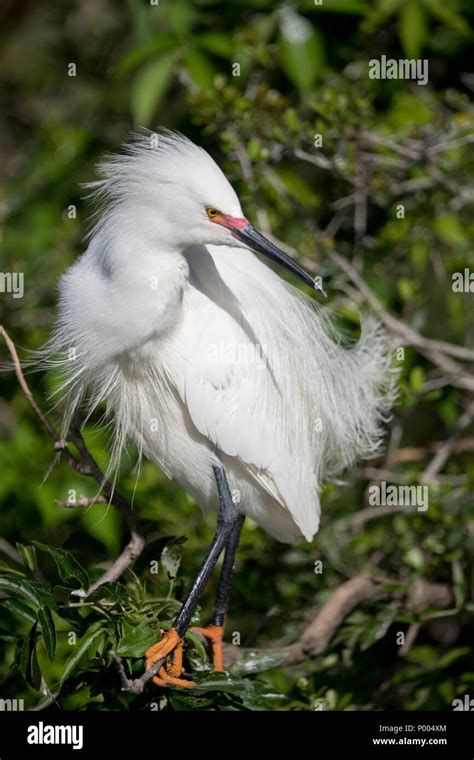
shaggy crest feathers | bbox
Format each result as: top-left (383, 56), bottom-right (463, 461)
top-left (84, 131), bottom-right (240, 242)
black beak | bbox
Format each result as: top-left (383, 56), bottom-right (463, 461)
top-left (231, 224), bottom-right (326, 296)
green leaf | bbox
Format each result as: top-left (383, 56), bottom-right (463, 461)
top-left (240, 690), bottom-right (286, 711)
top-left (20, 623), bottom-right (41, 690)
top-left (16, 543), bottom-right (37, 572)
top-left (359, 603), bottom-right (399, 652)
top-left (85, 581), bottom-right (129, 604)
top-left (275, 168), bottom-right (320, 209)
top-left (301, 0), bottom-right (368, 13)
top-left (433, 214), bottom-right (467, 247)
top-left (397, 277), bottom-right (415, 301)
top-left (33, 542), bottom-right (89, 591)
top-left (117, 626), bottom-right (160, 658)
top-left (197, 32), bottom-right (233, 59)
top-left (88, 631), bottom-right (106, 660)
top-left (399, 2), bottom-right (427, 58)
top-left (115, 36), bottom-right (177, 74)
top-left (0, 575), bottom-right (41, 606)
top-left (1, 597), bottom-right (37, 624)
top-left (278, 10), bottom-right (324, 93)
top-left (161, 537), bottom-right (187, 581)
top-left (438, 647), bottom-right (471, 669)
top-left (185, 630), bottom-right (208, 663)
top-left (166, 2), bottom-right (198, 36)
top-left (231, 649), bottom-right (288, 676)
top-left (409, 366), bottom-right (426, 392)
top-left (60, 626), bottom-right (105, 687)
top-left (38, 605), bottom-right (56, 662)
top-left (183, 49), bottom-right (216, 91)
top-left (0, 634), bottom-right (19, 644)
top-left (193, 672), bottom-right (254, 695)
top-left (421, 0), bottom-right (471, 35)
top-left (131, 53), bottom-right (176, 127)
top-left (169, 692), bottom-right (214, 710)
top-left (404, 546), bottom-right (425, 569)
top-left (362, 0), bottom-right (405, 32)
top-left (253, 13), bottom-right (278, 43)
top-left (80, 500), bottom-right (122, 556)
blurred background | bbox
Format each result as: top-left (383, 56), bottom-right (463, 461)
top-left (0, 0), bottom-right (473, 711)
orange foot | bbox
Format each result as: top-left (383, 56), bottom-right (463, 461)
top-left (145, 628), bottom-right (195, 689)
top-left (190, 624), bottom-right (225, 672)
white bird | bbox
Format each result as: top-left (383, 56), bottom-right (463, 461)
top-left (42, 131), bottom-right (395, 687)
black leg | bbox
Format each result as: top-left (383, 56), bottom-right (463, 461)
top-left (174, 463), bottom-right (240, 638)
top-left (211, 513), bottom-right (245, 627)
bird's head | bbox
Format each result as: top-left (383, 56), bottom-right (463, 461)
top-left (89, 131), bottom-right (323, 294)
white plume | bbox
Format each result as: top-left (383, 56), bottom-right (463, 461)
top-left (34, 132), bottom-right (398, 542)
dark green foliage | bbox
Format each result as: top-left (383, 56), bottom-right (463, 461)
top-left (0, 0), bottom-right (473, 710)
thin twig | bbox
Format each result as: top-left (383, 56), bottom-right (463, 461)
top-left (0, 325), bottom-right (93, 476)
top-left (0, 325), bottom-right (145, 596)
top-left (421, 402), bottom-right (474, 483)
top-left (86, 532), bottom-right (145, 597)
top-left (109, 650), bottom-right (166, 694)
top-left (327, 251), bottom-right (474, 368)
top-left (359, 466), bottom-right (466, 486)
top-left (55, 495), bottom-right (108, 508)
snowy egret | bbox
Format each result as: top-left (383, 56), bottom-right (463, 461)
top-left (44, 131), bottom-right (395, 687)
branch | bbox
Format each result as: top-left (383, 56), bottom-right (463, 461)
top-left (334, 504), bottom-right (418, 535)
top-left (421, 401), bottom-right (474, 483)
top-left (327, 250), bottom-right (474, 364)
top-left (109, 650), bottom-right (167, 694)
top-left (0, 326), bottom-right (93, 476)
top-left (55, 495), bottom-right (108, 508)
top-left (86, 532), bottom-right (145, 597)
top-left (224, 575), bottom-right (384, 667)
top-left (359, 466), bottom-right (466, 486)
top-left (389, 438), bottom-right (474, 463)
top-left (0, 325), bottom-right (145, 596)
top-left (223, 576), bottom-right (453, 669)
top-left (325, 250), bottom-right (474, 393)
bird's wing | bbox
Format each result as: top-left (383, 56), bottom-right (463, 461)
top-left (162, 245), bottom-right (320, 540)
top-left (173, 286), bottom-right (278, 471)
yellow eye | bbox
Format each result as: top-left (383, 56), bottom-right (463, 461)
top-left (206, 207), bottom-right (221, 220)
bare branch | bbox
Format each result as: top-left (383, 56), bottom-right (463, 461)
top-left (421, 402), bottom-right (474, 483)
top-left (392, 438), bottom-right (474, 463)
top-left (0, 325), bottom-right (145, 596)
top-left (55, 495), bottom-right (108, 509)
top-left (86, 531), bottom-right (145, 597)
top-left (0, 325), bottom-right (93, 476)
top-left (327, 250), bottom-right (474, 369)
top-left (224, 575), bottom-right (385, 668)
top-left (335, 504), bottom-right (418, 535)
top-left (223, 577), bottom-right (453, 669)
top-left (109, 650), bottom-right (166, 694)
top-left (359, 131), bottom-right (421, 160)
